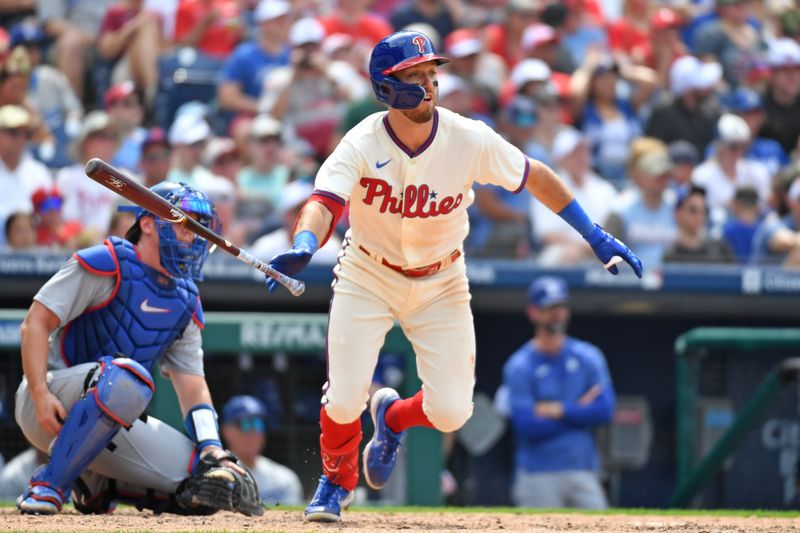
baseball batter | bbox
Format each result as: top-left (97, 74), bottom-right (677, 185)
top-left (14, 182), bottom-right (261, 516)
top-left (265, 30), bottom-right (643, 523)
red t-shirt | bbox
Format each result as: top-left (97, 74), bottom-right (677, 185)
top-left (100, 4), bottom-right (137, 34)
top-left (99, 4), bottom-right (139, 59)
top-left (606, 19), bottom-right (648, 54)
top-left (174, 0), bottom-right (242, 58)
top-left (318, 13), bottom-right (392, 47)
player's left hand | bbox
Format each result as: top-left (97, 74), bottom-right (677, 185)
top-left (585, 224), bottom-right (643, 277)
top-left (265, 245), bottom-right (313, 292)
top-left (200, 446), bottom-right (246, 476)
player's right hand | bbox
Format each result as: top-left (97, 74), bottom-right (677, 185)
top-left (265, 246), bottom-right (313, 292)
top-left (265, 231), bottom-right (318, 292)
top-left (33, 389), bottom-right (67, 435)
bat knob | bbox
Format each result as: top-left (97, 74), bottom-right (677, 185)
top-left (84, 158), bottom-right (102, 176)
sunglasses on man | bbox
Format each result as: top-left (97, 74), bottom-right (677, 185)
top-left (237, 416), bottom-right (266, 433)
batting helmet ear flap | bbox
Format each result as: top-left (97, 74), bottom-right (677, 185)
top-left (372, 76), bottom-right (428, 109)
top-left (369, 30), bottom-right (449, 110)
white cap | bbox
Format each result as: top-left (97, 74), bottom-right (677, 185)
top-left (717, 113), bottom-right (751, 143)
top-left (168, 113), bottom-right (211, 145)
top-left (0, 105), bottom-right (31, 129)
top-left (767, 37), bottom-right (800, 68)
top-left (254, 0), bottom-right (291, 23)
top-left (203, 175), bottom-right (237, 204)
top-left (321, 33), bottom-right (353, 57)
top-left (437, 72), bottom-right (466, 99)
top-left (669, 55), bottom-right (722, 96)
top-left (202, 137), bottom-right (237, 167)
top-left (250, 113), bottom-right (282, 138)
top-left (289, 17), bottom-right (325, 47)
top-left (511, 58), bottom-right (551, 89)
top-left (521, 23), bottom-right (558, 52)
top-left (552, 127), bottom-right (584, 161)
top-left (279, 180), bottom-right (314, 214)
top-left (445, 29), bottom-right (482, 58)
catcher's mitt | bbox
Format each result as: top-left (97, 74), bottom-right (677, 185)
top-left (175, 451), bottom-right (264, 516)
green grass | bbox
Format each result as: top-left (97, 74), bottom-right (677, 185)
top-left (349, 506), bottom-right (800, 518)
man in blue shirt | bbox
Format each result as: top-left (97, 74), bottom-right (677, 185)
top-left (502, 276), bottom-right (614, 509)
top-left (217, 0), bottom-right (293, 115)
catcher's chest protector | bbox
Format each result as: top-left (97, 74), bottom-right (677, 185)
top-left (62, 237), bottom-right (202, 372)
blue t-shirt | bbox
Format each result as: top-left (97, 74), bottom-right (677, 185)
top-left (112, 127), bottom-right (147, 172)
top-left (501, 337), bottom-right (615, 473)
top-left (723, 217), bottom-right (760, 263)
top-left (219, 41), bottom-right (291, 98)
top-left (750, 212), bottom-right (796, 265)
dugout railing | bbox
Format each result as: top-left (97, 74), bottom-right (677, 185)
top-left (0, 309), bottom-right (442, 506)
top-left (669, 327), bottom-right (800, 508)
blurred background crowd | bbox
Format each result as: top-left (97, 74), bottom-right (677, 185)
top-left (3, 0), bottom-right (800, 269)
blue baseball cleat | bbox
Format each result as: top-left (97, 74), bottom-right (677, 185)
top-left (304, 475), bottom-right (354, 522)
top-left (363, 387), bottom-right (403, 490)
top-left (17, 483), bottom-right (66, 515)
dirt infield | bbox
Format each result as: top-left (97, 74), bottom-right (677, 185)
top-left (2, 508), bottom-right (799, 533)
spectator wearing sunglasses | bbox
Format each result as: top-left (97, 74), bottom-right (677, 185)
top-left (138, 127), bottom-right (171, 187)
top-left (691, 113), bottom-right (772, 233)
top-left (221, 395), bottom-right (303, 506)
top-left (31, 187), bottom-right (83, 250)
top-left (236, 113), bottom-right (290, 213)
top-left (663, 185), bottom-right (735, 264)
top-left (0, 105), bottom-right (53, 250)
top-left (57, 110), bottom-right (122, 245)
top-left (105, 81), bottom-right (147, 172)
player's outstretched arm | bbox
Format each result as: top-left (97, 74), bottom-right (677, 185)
top-left (525, 159), bottom-right (643, 277)
top-left (264, 201), bottom-right (335, 292)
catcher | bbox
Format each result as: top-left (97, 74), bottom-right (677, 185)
top-left (14, 182), bottom-right (263, 516)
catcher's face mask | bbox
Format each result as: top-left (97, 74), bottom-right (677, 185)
top-left (120, 181), bottom-right (221, 281)
top-left (154, 187), bottom-right (220, 281)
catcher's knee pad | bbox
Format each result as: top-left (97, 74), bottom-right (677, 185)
top-left (94, 356), bottom-right (154, 426)
top-left (424, 398), bottom-right (473, 433)
top-left (29, 356), bottom-right (155, 498)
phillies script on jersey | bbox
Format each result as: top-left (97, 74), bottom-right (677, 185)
top-left (360, 178), bottom-right (463, 217)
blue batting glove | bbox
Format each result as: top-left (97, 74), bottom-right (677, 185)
top-left (585, 224), bottom-right (643, 278)
top-left (265, 231), bottom-right (318, 292)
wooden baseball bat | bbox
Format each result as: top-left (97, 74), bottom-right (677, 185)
top-left (84, 158), bottom-right (305, 296)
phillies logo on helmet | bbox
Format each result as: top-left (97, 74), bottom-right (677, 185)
top-left (412, 36), bottom-right (426, 54)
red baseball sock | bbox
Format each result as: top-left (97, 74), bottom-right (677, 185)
top-left (320, 406), bottom-right (361, 448)
top-left (384, 390), bottom-right (434, 433)
top-left (319, 406), bottom-right (361, 491)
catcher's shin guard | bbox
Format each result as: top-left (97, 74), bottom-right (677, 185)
top-left (18, 356), bottom-right (153, 513)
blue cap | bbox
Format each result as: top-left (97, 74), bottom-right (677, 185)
top-left (727, 88), bottom-right (762, 113)
top-left (527, 276), bottom-right (569, 308)
top-left (221, 395), bottom-right (267, 425)
top-left (9, 21), bottom-right (46, 48)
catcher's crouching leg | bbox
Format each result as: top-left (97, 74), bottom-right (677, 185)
top-left (175, 451), bottom-right (264, 516)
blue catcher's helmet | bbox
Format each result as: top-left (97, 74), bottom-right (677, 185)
top-left (369, 30), bottom-right (449, 109)
top-left (132, 182), bottom-right (220, 281)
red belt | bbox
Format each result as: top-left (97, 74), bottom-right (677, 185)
top-left (358, 246), bottom-right (461, 278)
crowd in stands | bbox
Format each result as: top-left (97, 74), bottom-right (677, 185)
top-left (3, 0), bottom-right (800, 269)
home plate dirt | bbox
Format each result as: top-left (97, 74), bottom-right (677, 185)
top-left (1, 508), bottom-right (798, 533)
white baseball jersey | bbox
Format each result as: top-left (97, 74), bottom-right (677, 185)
top-left (315, 108), bottom-right (530, 268)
